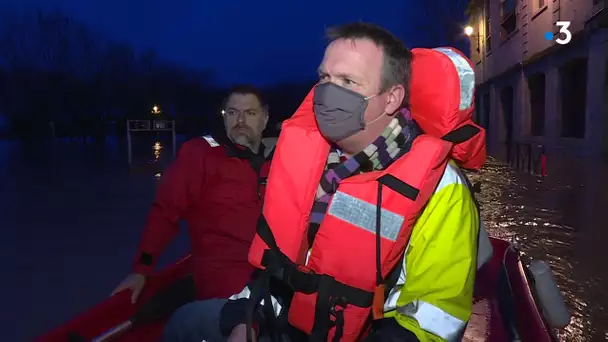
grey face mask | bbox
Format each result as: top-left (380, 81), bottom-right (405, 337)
top-left (313, 82), bottom-right (377, 141)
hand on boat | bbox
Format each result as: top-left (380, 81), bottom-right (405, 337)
top-left (227, 324), bottom-right (256, 342)
top-left (111, 273), bottom-right (146, 303)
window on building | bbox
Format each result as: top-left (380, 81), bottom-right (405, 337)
top-left (533, 0), bottom-right (546, 12)
top-left (501, 0), bottom-right (516, 16)
top-left (537, 0), bottom-right (546, 9)
top-left (528, 73), bottom-right (546, 136)
top-left (485, 0), bottom-right (492, 53)
top-left (560, 58), bottom-right (588, 139)
top-left (500, 0), bottom-right (517, 39)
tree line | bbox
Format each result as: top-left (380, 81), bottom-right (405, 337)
top-left (0, 8), bottom-right (314, 142)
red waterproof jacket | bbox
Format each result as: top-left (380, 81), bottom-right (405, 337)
top-left (132, 135), bottom-right (274, 299)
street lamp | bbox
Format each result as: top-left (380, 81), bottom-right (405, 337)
top-left (464, 26), bottom-right (481, 53)
top-left (464, 26), bottom-right (474, 36)
top-left (151, 105), bottom-right (161, 116)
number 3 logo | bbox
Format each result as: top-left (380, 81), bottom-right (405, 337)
top-left (556, 21), bottom-right (572, 45)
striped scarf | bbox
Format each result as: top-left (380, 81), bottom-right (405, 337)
top-left (308, 111), bottom-right (416, 243)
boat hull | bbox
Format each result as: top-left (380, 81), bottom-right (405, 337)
top-left (35, 238), bottom-right (554, 342)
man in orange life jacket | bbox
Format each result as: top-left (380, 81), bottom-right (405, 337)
top-left (220, 23), bottom-right (486, 341)
top-left (111, 85), bottom-right (276, 342)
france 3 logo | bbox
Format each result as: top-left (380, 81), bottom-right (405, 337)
top-left (544, 21), bottom-right (572, 45)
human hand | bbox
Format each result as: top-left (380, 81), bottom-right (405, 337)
top-left (111, 273), bottom-right (146, 303)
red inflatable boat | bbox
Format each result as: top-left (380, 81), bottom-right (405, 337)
top-left (35, 238), bottom-right (568, 342)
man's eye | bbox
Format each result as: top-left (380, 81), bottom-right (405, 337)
top-left (343, 78), bottom-right (355, 86)
top-left (319, 74), bottom-right (329, 81)
top-left (226, 110), bottom-right (237, 116)
top-left (246, 111), bottom-right (257, 116)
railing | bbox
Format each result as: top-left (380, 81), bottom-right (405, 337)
top-left (126, 119), bottom-right (176, 165)
top-left (127, 120), bottom-right (176, 132)
top-left (507, 141), bottom-right (546, 176)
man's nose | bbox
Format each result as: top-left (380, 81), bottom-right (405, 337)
top-left (236, 112), bottom-right (246, 123)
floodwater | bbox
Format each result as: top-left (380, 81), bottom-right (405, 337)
top-left (1, 139), bottom-right (606, 341)
top-left (467, 157), bottom-right (608, 341)
top-left (0, 136), bottom-right (190, 342)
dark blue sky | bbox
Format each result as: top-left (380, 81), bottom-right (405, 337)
top-left (3, 0), bottom-right (442, 86)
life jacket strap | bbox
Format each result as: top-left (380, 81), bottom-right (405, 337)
top-left (441, 123), bottom-right (480, 144)
top-left (255, 216), bottom-right (374, 341)
top-left (253, 169), bottom-right (426, 340)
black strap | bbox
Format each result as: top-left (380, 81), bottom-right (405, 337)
top-left (441, 124), bottom-right (480, 144)
top-left (374, 174), bottom-right (418, 297)
top-left (377, 174), bottom-right (419, 201)
top-left (254, 169), bottom-right (422, 340)
top-left (138, 252), bottom-right (154, 266)
top-left (258, 216), bottom-right (372, 302)
top-left (460, 169), bottom-right (482, 213)
top-left (255, 216), bottom-right (374, 341)
top-left (215, 133), bottom-right (270, 172)
top-left (309, 275), bottom-right (336, 341)
top-left (374, 182), bottom-right (383, 287)
top-left (245, 275), bottom-right (265, 342)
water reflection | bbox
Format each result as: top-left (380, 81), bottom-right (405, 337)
top-left (152, 142), bottom-right (163, 178)
top-left (0, 137), bottom-right (185, 341)
top-left (153, 141), bottom-right (162, 160)
top-left (467, 158), bottom-right (608, 341)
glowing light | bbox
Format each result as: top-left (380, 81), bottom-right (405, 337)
top-left (464, 26), bottom-right (474, 36)
top-left (153, 141), bottom-right (162, 160)
top-left (221, 110), bottom-right (225, 115)
top-left (151, 105), bottom-right (161, 115)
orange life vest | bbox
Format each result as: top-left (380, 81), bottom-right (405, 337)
top-left (248, 47), bottom-right (485, 341)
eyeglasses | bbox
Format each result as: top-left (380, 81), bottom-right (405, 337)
top-left (223, 108), bottom-right (262, 117)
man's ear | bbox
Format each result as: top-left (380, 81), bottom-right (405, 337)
top-left (262, 107), bottom-right (270, 129)
top-left (385, 84), bottom-right (405, 116)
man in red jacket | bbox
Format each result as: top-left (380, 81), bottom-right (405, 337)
top-left (112, 84), bottom-right (275, 342)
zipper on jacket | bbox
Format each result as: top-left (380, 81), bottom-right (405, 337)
top-left (256, 167), bottom-right (262, 199)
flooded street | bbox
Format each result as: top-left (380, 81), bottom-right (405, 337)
top-left (1, 139), bottom-right (607, 341)
top-left (467, 158), bottom-right (608, 341)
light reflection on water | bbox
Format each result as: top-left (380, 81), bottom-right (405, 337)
top-left (467, 157), bottom-right (608, 341)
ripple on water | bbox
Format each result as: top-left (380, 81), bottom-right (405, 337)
top-left (466, 159), bottom-right (607, 341)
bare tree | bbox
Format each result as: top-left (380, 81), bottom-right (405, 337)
top-left (0, 7), bottom-right (218, 139)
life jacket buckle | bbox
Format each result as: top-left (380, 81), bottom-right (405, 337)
top-left (329, 296), bottom-right (347, 316)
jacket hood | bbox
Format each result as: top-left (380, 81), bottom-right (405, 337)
top-left (409, 47), bottom-right (486, 170)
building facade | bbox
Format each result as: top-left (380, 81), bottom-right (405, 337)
top-left (467, 0), bottom-right (608, 158)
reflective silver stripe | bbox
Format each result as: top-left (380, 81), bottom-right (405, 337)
top-left (327, 191), bottom-right (404, 241)
top-left (228, 286), bottom-right (283, 316)
top-left (397, 300), bottom-right (466, 341)
top-left (383, 286), bottom-right (402, 312)
top-left (433, 48), bottom-right (475, 111)
top-left (201, 135), bottom-right (220, 147)
top-left (228, 286), bottom-right (252, 300)
top-left (260, 296), bottom-right (283, 316)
